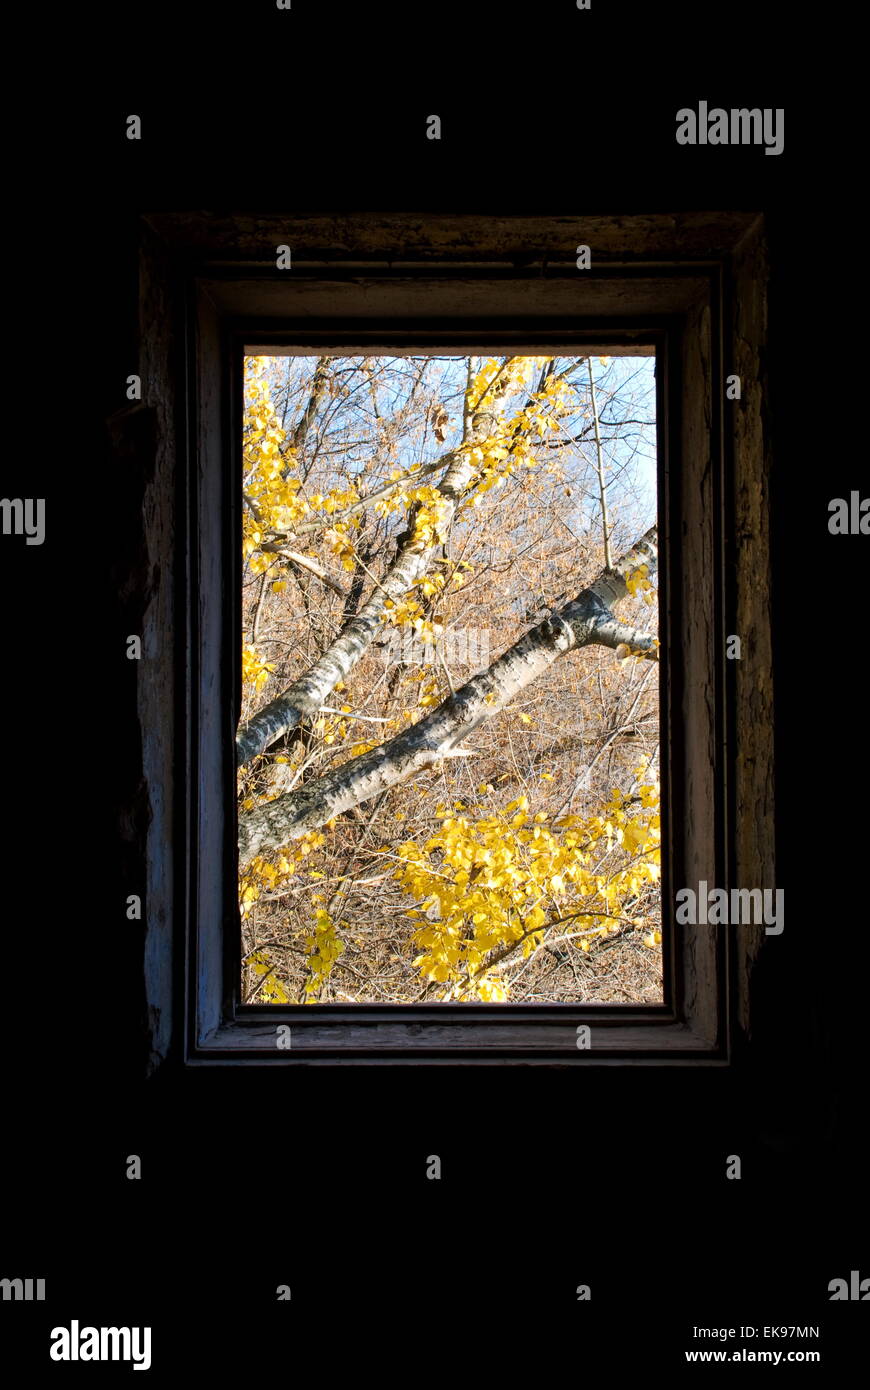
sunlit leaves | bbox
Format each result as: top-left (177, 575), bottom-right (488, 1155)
top-left (245, 949), bottom-right (290, 1004)
top-left (392, 773), bottom-right (661, 1001)
top-left (241, 642), bottom-right (275, 693)
top-left (625, 563), bottom-right (656, 606)
top-left (301, 902), bottom-right (346, 1001)
top-left (238, 834), bottom-right (326, 918)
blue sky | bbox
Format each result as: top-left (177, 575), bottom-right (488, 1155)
top-left (258, 351), bottom-right (657, 552)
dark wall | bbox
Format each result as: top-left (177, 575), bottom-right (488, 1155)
top-left (2, 5), bottom-right (864, 1361)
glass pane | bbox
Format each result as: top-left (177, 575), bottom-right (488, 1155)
top-left (236, 352), bottom-right (661, 1005)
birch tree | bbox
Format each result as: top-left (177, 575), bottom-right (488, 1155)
top-left (237, 354), bottom-right (661, 1004)
top-left (238, 526), bottom-right (657, 864)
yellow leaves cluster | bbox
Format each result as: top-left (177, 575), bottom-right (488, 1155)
top-left (245, 949), bottom-right (290, 1003)
top-left (383, 597), bottom-right (424, 627)
top-left (467, 357), bottom-right (506, 412)
top-left (372, 477), bottom-right (440, 523)
top-left (625, 563), bottom-right (656, 606)
top-left (324, 524), bottom-right (357, 572)
top-left (302, 902), bottom-right (346, 999)
top-left (238, 833), bottom-right (326, 918)
top-left (350, 738), bottom-right (380, 757)
top-left (307, 486), bottom-right (360, 516)
top-left (476, 976), bottom-right (508, 1002)
top-left (382, 597), bottom-right (444, 646)
top-left (461, 375), bottom-right (575, 507)
top-left (243, 358), bottom-right (363, 575)
top-left (373, 491), bottom-right (405, 520)
top-left (243, 355), bottom-right (577, 590)
top-left (241, 642), bottom-right (275, 694)
top-left (416, 620), bottom-right (442, 646)
top-left (417, 557), bottom-right (470, 598)
top-left (243, 358), bottom-right (307, 572)
top-left (468, 356), bottom-right (552, 413)
top-left (417, 568), bottom-right (447, 600)
top-left (393, 777), bottom-right (661, 1001)
top-left (315, 711), bottom-right (348, 746)
top-left (417, 678), bottom-right (441, 708)
top-left (409, 490), bottom-right (451, 548)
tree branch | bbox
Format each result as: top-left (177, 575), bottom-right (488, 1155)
top-left (235, 358), bottom-right (537, 768)
top-left (238, 525), bottom-right (658, 865)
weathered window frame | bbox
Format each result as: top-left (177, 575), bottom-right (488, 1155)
top-left (135, 212), bottom-right (774, 1068)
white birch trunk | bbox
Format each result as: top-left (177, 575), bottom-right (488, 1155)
top-left (236, 374), bottom-right (513, 767)
top-left (238, 525), bottom-right (657, 866)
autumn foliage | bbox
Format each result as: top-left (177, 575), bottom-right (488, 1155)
top-left (237, 353), bottom-right (661, 1004)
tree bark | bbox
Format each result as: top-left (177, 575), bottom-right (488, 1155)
top-left (235, 362), bottom-right (517, 767)
top-left (238, 525), bottom-right (657, 866)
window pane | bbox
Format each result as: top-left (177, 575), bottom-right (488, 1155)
top-left (236, 353), bottom-right (661, 1005)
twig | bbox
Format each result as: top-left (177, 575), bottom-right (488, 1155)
top-left (586, 357), bottom-right (612, 570)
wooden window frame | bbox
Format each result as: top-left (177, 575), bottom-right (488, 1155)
top-left (134, 212), bottom-right (773, 1068)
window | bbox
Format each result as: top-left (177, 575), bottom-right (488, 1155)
top-left (236, 350), bottom-right (661, 1008)
top-left (130, 212), bottom-right (774, 1066)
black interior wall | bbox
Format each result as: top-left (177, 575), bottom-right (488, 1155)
top-left (1, 2), bottom-right (864, 1368)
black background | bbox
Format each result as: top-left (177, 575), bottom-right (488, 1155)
top-left (1, 0), bottom-right (865, 1373)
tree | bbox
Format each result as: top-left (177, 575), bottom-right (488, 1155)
top-left (236, 353), bottom-right (661, 1004)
